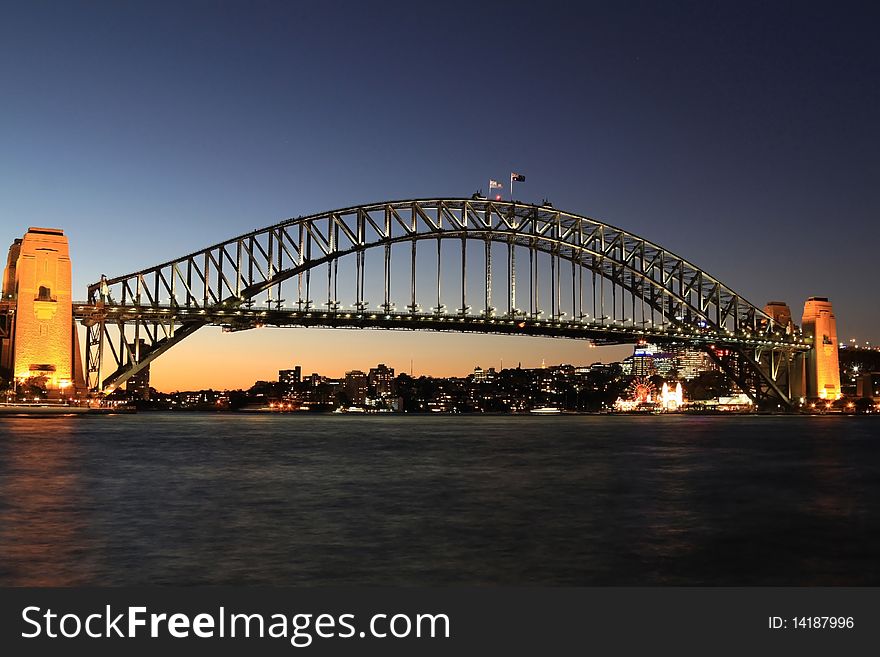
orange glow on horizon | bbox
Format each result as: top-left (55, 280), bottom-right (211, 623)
top-left (141, 326), bottom-right (631, 392)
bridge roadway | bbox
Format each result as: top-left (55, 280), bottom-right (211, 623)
top-left (72, 301), bottom-right (812, 352)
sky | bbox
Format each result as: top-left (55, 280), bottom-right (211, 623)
top-left (1, 1), bottom-right (878, 391)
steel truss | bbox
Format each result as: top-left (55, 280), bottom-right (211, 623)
top-left (78, 198), bottom-right (809, 406)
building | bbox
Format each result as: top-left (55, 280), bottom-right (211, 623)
top-left (125, 367), bottom-right (151, 401)
top-left (472, 366), bottom-right (496, 383)
top-left (621, 345), bottom-right (657, 377)
top-left (0, 228), bottom-right (85, 397)
top-left (652, 351), bottom-right (679, 377)
top-left (801, 297), bottom-right (841, 400)
top-left (368, 363), bottom-right (395, 396)
top-left (120, 338), bottom-right (150, 400)
top-left (619, 343), bottom-right (717, 380)
top-left (672, 347), bottom-right (716, 380)
top-left (279, 365), bottom-right (302, 393)
top-left (344, 370), bottom-right (369, 405)
top-left (856, 373), bottom-right (880, 399)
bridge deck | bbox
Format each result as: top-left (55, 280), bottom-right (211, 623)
top-left (72, 303), bottom-right (810, 351)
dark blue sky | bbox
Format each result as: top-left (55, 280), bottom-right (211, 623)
top-left (1, 1), bottom-right (878, 383)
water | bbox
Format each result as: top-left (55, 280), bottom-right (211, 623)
top-left (0, 414), bottom-right (878, 586)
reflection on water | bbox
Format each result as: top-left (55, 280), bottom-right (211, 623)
top-left (0, 414), bottom-right (878, 586)
top-left (0, 418), bottom-right (97, 585)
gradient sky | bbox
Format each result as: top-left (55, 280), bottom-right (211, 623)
top-left (1, 1), bottom-right (878, 391)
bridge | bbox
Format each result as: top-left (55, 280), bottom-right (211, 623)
top-left (61, 198), bottom-right (810, 409)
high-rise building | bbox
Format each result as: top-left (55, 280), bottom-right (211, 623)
top-left (344, 370), bottom-right (368, 405)
top-left (801, 297), bottom-right (841, 400)
top-left (368, 363), bottom-right (395, 396)
top-left (672, 347), bottom-right (716, 380)
top-left (122, 339), bottom-right (151, 400)
top-left (652, 352), bottom-right (679, 377)
top-left (622, 345), bottom-right (657, 377)
top-left (126, 366), bottom-right (151, 400)
top-left (279, 365), bottom-right (302, 393)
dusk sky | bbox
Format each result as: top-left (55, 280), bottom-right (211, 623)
top-left (1, 1), bottom-right (877, 391)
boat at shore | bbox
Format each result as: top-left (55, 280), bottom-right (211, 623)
top-left (333, 406), bottom-right (366, 414)
top-left (529, 406), bottom-right (562, 415)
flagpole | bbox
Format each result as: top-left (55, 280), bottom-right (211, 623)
top-left (510, 173), bottom-right (513, 200)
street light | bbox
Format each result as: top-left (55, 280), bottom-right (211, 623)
top-left (59, 380), bottom-right (71, 405)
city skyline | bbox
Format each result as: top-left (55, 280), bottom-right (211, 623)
top-left (2, 2), bottom-right (878, 392)
top-left (113, 341), bottom-right (880, 417)
top-left (143, 326), bottom-right (633, 393)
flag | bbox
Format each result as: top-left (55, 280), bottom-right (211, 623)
top-left (511, 173), bottom-right (526, 183)
top-left (489, 180), bottom-right (503, 189)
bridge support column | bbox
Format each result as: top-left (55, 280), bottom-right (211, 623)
top-left (801, 297), bottom-right (841, 401)
top-left (2, 228), bottom-right (85, 398)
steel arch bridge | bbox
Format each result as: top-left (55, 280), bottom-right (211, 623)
top-left (75, 198), bottom-right (809, 407)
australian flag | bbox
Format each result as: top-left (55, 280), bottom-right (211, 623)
top-left (511, 173), bottom-right (526, 182)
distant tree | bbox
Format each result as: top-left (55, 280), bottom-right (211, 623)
top-left (17, 375), bottom-right (48, 401)
top-left (839, 348), bottom-right (880, 377)
top-left (228, 390), bottom-right (248, 410)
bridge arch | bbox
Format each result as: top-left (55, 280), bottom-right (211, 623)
top-left (79, 198), bottom-right (807, 405)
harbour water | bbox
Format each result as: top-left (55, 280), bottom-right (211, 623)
top-left (0, 414), bottom-right (877, 586)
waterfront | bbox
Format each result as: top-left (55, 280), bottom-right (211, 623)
top-left (0, 414), bottom-right (878, 586)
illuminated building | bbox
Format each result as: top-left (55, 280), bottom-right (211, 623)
top-left (120, 338), bottom-right (150, 400)
top-left (1, 228), bottom-right (85, 395)
top-left (621, 344), bottom-right (688, 378)
top-left (660, 381), bottom-right (684, 411)
top-left (368, 363), bottom-right (395, 396)
top-left (673, 347), bottom-right (716, 379)
top-left (472, 365), bottom-right (496, 383)
top-left (621, 345), bottom-right (656, 377)
top-left (344, 370), bottom-right (368, 405)
top-left (652, 352), bottom-right (678, 377)
top-left (801, 297), bottom-right (841, 400)
top-left (279, 365), bottom-right (302, 393)
top-left (126, 368), bottom-right (151, 400)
